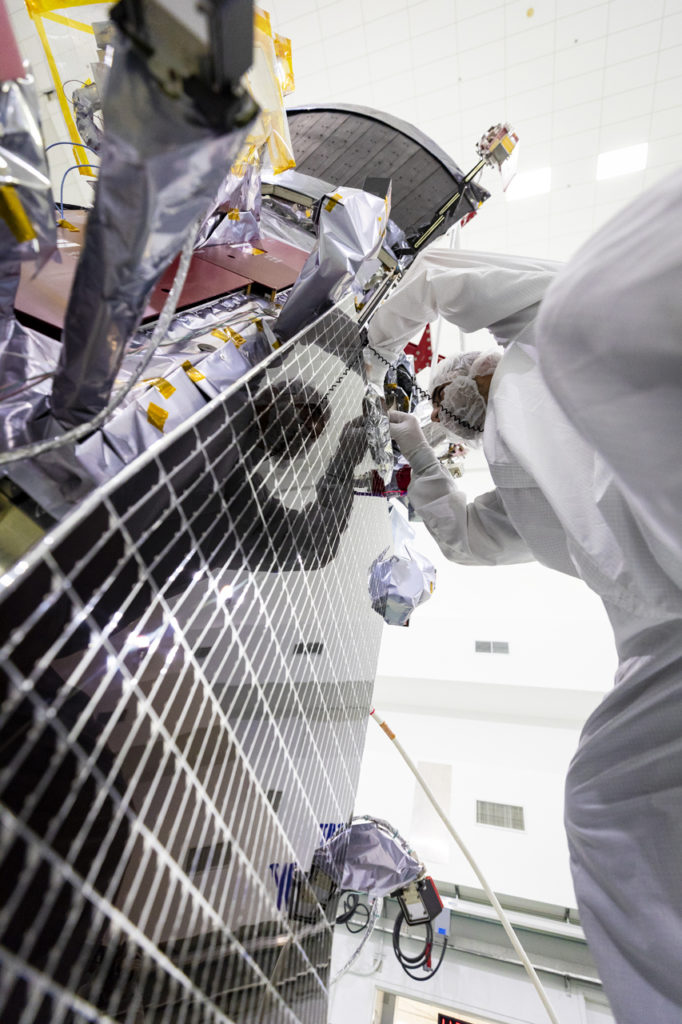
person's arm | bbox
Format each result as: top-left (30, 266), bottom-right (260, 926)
top-left (365, 249), bottom-right (561, 383)
top-left (391, 411), bottom-right (534, 567)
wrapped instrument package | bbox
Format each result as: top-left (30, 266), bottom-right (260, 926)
top-left (369, 499), bottom-right (436, 626)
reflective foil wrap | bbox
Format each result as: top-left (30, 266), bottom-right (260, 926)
top-left (0, 72), bottom-right (56, 267)
top-left (50, 35), bottom-right (256, 427)
top-left (275, 185), bottom-right (388, 340)
top-left (363, 384), bottom-right (393, 484)
top-left (369, 500), bottom-right (436, 626)
top-left (317, 820), bottom-right (422, 899)
top-left (71, 82), bottom-right (103, 153)
top-left (196, 161), bottom-right (262, 248)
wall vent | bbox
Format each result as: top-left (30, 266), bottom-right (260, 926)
top-left (475, 640), bottom-right (509, 654)
top-left (476, 800), bottom-right (525, 831)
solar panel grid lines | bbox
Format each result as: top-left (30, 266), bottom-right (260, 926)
top-left (0, 303), bottom-right (388, 1023)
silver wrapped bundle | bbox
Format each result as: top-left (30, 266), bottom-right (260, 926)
top-left (316, 819), bottom-right (422, 899)
top-left (369, 499), bottom-right (437, 626)
top-left (196, 161), bottom-right (262, 248)
top-left (50, 33), bottom-right (257, 427)
top-left (274, 184), bottom-right (388, 340)
top-left (363, 383), bottom-right (393, 485)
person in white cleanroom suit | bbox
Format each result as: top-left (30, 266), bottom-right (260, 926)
top-left (366, 244), bottom-right (682, 1024)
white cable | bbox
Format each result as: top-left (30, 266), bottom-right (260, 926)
top-left (370, 708), bottom-right (562, 1024)
top-left (330, 896), bottom-right (383, 986)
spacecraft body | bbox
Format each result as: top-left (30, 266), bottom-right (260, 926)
top-left (0, 8), bottom-right (492, 1021)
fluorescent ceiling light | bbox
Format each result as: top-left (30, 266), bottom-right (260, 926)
top-left (505, 167), bottom-right (551, 201)
top-left (596, 143), bottom-right (648, 180)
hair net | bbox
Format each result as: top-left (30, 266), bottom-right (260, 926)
top-left (429, 348), bottom-right (502, 442)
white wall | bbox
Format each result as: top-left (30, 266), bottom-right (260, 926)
top-left (329, 928), bottom-right (615, 1024)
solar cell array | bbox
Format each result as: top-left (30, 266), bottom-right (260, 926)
top-left (0, 300), bottom-right (389, 1024)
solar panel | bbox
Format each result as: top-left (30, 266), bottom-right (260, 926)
top-left (0, 301), bottom-right (389, 1023)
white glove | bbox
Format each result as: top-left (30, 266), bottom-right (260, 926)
top-left (389, 411), bottom-right (437, 474)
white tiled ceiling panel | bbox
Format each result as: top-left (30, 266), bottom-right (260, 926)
top-left (269, 0), bottom-right (682, 261)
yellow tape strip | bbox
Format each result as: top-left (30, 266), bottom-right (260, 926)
top-left (154, 378), bottom-right (176, 399)
top-left (324, 192), bottom-right (344, 213)
top-left (0, 186), bottom-right (37, 242)
top-left (42, 10), bottom-right (94, 33)
top-left (28, 0), bottom-right (99, 12)
top-left (147, 402), bottom-right (168, 432)
top-left (254, 8), bottom-right (272, 37)
top-left (27, 7), bottom-right (95, 176)
top-left (182, 360), bottom-right (205, 382)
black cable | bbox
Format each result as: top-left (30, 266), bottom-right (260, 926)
top-left (392, 909), bottom-right (447, 981)
top-left (335, 892), bottom-right (370, 933)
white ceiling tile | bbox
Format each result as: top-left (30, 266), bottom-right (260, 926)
top-left (504, 83), bottom-right (555, 119)
top-left (412, 52), bottom-right (460, 92)
top-left (552, 154), bottom-right (600, 188)
top-left (605, 20), bottom-right (663, 63)
top-left (365, 10), bottom-right (411, 45)
top-left (328, 55), bottom-right (373, 89)
top-left (283, 11), bottom-right (323, 50)
top-left (554, 38), bottom-right (608, 80)
top-left (607, 0), bottom-right (665, 32)
top-left (600, 85), bottom-right (655, 124)
top-left (504, 22), bottom-right (555, 63)
top-left (290, 40), bottom-right (329, 77)
top-left (554, 5), bottom-right (609, 48)
top-left (551, 128), bottom-right (600, 161)
top-left (369, 39), bottom-right (414, 76)
top-left (598, 116), bottom-right (651, 150)
top-left (512, 113), bottom-right (553, 146)
top-left (665, 0), bottom-right (682, 13)
top-left (549, 206), bottom-right (593, 236)
top-left (372, 69), bottom-right (420, 104)
top-left (653, 75), bottom-right (682, 110)
top-left (323, 25), bottom-right (370, 65)
top-left (656, 42), bottom-right (682, 80)
top-left (602, 54), bottom-right (658, 95)
top-left (644, 163), bottom-right (681, 189)
top-left (457, 7), bottom-right (506, 50)
top-left (651, 104), bottom-right (682, 138)
top-left (551, 100), bottom-right (603, 137)
top-left (648, 134), bottom-right (682, 166)
top-left (409, 24), bottom-right (459, 62)
top-left (505, 54), bottom-right (554, 94)
top-left (552, 71), bottom-right (605, 110)
top-left (269, 0), bottom-right (318, 23)
top-left (594, 172), bottom-right (647, 205)
top-left (291, 68), bottom-right (332, 104)
top-left (455, 38), bottom-right (506, 80)
top-left (455, 0), bottom-right (504, 16)
top-left (555, 0), bottom-right (598, 15)
top-left (662, 10), bottom-right (682, 43)
top-left (549, 181), bottom-right (597, 214)
top-left (505, 0), bottom-right (558, 33)
top-left (516, 138), bottom-right (552, 165)
top-left (460, 102), bottom-right (513, 141)
top-left (319, 0), bottom-right (364, 29)
top-left (458, 71), bottom-right (506, 108)
top-left (363, 0), bottom-right (409, 19)
top-left (408, 0), bottom-right (457, 35)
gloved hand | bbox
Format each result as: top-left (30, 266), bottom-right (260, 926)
top-left (389, 411), bottom-right (437, 474)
